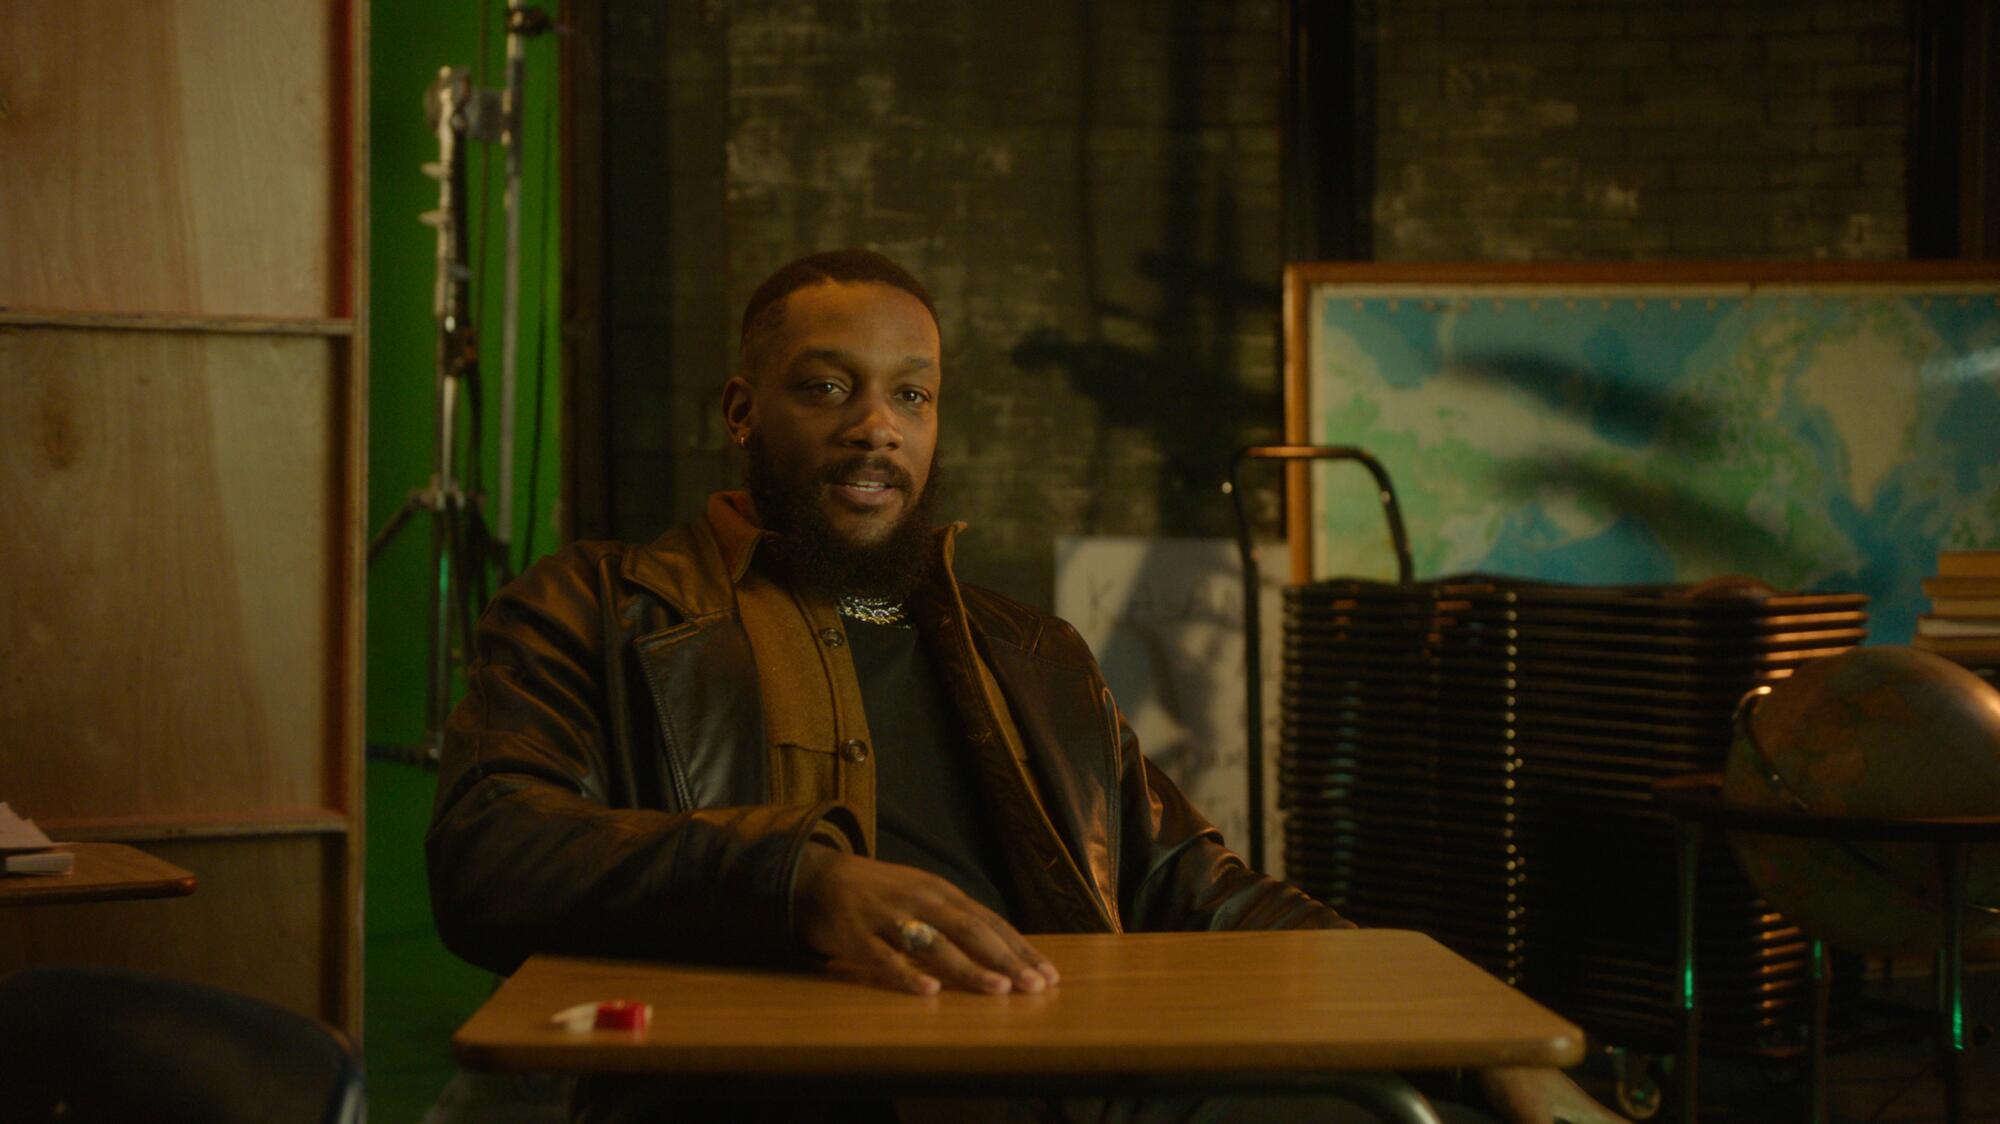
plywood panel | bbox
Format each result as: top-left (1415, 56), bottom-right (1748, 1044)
top-left (0, 329), bottom-right (342, 818)
top-left (0, 0), bottom-right (336, 316)
top-left (0, 835), bottom-right (339, 1021)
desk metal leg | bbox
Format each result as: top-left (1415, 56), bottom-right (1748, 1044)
top-left (1938, 842), bottom-right (1969, 1124)
top-left (1322, 1072), bottom-right (1448, 1124)
top-left (1674, 820), bottom-right (1702, 1124)
top-left (1805, 939), bottom-right (1828, 1124)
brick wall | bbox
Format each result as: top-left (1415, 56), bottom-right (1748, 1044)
top-left (1373, 0), bottom-right (1912, 260)
top-left (594, 0), bottom-right (1920, 604)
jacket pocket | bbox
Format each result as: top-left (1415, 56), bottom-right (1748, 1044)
top-left (771, 740), bottom-right (840, 807)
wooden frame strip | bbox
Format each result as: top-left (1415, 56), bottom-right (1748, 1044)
top-left (40, 809), bottom-right (351, 843)
top-left (1283, 264), bottom-right (1313, 584)
top-left (559, 0), bottom-right (608, 541)
top-left (336, 0), bottom-right (370, 1039)
top-left (0, 309), bottom-right (355, 337)
top-left (1284, 260), bottom-right (2000, 289)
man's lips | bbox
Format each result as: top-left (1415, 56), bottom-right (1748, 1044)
top-left (828, 478), bottom-right (903, 509)
top-left (821, 457), bottom-right (911, 511)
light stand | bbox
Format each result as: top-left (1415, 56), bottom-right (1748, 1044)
top-left (497, 1), bottom-right (555, 554)
top-left (368, 6), bottom-right (553, 765)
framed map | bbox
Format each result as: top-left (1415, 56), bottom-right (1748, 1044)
top-left (1282, 263), bottom-right (2000, 643)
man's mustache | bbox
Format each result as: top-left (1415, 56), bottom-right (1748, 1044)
top-left (820, 456), bottom-right (913, 491)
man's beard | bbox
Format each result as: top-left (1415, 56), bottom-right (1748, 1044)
top-left (744, 436), bottom-right (940, 603)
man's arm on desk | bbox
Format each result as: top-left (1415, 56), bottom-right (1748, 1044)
top-left (793, 845), bottom-right (1060, 996)
top-left (425, 548), bottom-right (858, 976)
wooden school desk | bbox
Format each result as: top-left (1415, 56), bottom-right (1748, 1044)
top-left (0, 844), bottom-right (196, 909)
top-left (455, 929), bottom-right (1584, 1100)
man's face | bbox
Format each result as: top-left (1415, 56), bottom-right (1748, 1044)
top-left (723, 280), bottom-right (942, 569)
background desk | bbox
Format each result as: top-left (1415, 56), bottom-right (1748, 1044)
top-left (0, 844), bottom-right (196, 908)
top-left (455, 929), bottom-right (1584, 1096)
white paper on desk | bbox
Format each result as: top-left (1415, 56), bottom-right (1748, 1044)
top-left (4, 851), bottom-right (74, 876)
top-left (0, 803), bottom-right (57, 852)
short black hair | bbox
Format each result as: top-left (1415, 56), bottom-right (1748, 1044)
top-left (738, 249), bottom-right (939, 374)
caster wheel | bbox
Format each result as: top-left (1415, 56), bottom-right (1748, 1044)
top-left (1612, 1049), bottom-right (1667, 1120)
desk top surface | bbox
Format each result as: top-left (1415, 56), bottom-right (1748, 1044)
top-left (454, 929), bottom-right (1585, 1078)
top-left (0, 842), bottom-right (197, 907)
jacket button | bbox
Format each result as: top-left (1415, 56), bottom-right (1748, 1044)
top-left (818, 627), bottom-right (845, 648)
top-left (840, 739), bottom-right (869, 764)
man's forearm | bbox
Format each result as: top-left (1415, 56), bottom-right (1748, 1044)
top-left (427, 773), bottom-right (858, 974)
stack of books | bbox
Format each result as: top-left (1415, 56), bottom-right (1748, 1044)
top-left (1915, 550), bottom-right (2000, 677)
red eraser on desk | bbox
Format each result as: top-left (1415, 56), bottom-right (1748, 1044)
top-left (593, 999), bottom-right (652, 1031)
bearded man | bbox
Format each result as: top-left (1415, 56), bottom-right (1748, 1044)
top-left (426, 250), bottom-right (1623, 1124)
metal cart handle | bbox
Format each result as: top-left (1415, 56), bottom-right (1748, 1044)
top-left (1226, 444), bottom-right (1413, 874)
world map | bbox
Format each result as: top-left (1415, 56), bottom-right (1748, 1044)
top-left (1306, 284), bottom-right (2000, 642)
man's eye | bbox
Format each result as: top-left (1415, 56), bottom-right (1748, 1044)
top-left (803, 380), bottom-right (845, 397)
top-left (897, 387), bottom-right (932, 405)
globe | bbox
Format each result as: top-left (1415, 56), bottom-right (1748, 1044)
top-left (1722, 645), bottom-right (2000, 954)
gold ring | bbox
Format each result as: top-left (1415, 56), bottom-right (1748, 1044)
top-left (894, 918), bottom-right (940, 955)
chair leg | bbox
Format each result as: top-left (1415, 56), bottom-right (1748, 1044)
top-left (1807, 940), bottom-right (1827, 1124)
top-left (1937, 842), bottom-right (1969, 1124)
top-left (1674, 820), bottom-right (1703, 1124)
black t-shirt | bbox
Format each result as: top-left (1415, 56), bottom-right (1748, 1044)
top-left (843, 616), bottom-right (1015, 920)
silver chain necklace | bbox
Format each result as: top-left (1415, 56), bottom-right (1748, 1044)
top-left (837, 594), bottom-right (908, 626)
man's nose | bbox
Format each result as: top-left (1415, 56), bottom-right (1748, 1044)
top-left (839, 392), bottom-right (901, 449)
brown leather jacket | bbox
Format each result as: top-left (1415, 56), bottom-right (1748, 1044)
top-left (427, 492), bottom-right (1342, 976)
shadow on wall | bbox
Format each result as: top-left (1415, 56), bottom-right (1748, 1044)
top-left (1450, 349), bottom-right (1988, 593)
top-left (1016, 0), bottom-right (1282, 852)
top-left (1453, 352), bottom-right (1731, 449)
top-left (1447, 352), bottom-right (1823, 579)
top-left (1008, 0), bottom-right (1280, 543)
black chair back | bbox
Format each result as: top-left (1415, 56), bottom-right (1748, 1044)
top-left (0, 964), bottom-right (364, 1124)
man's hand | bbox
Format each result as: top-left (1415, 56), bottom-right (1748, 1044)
top-left (1476, 1067), bottom-right (1630, 1124)
top-left (794, 846), bottom-right (1059, 996)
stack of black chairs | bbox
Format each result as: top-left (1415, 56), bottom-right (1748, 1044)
top-left (1278, 576), bottom-right (1867, 1056)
